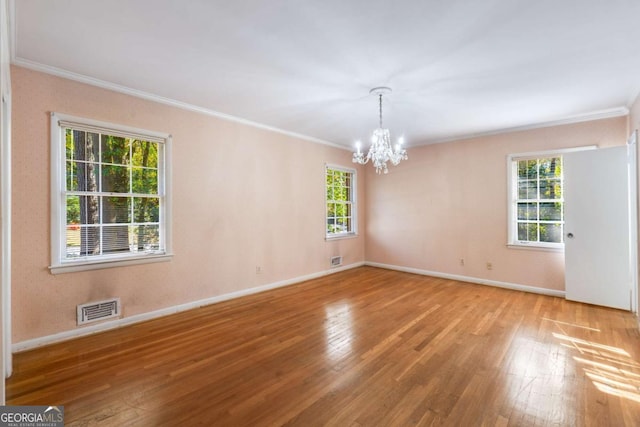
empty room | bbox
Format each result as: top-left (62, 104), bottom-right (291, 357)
top-left (1, 0), bottom-right (640, 425)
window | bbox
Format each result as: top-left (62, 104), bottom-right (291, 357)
top-left (326, 165), bottom-right (356, 238)
top-left (50, 113), bottom-right (172, 273)
top-left (508, 152), bottom-right (564, 249)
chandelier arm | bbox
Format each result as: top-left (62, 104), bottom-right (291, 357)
top-left (379, 94), bottom-right (383, 128)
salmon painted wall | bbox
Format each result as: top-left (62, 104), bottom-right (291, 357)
top-left (11, 66), bottom-right (365, 343)
top-left (365, 117), bottom-right (627, 291)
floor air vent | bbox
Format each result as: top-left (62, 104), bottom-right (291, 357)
top-left (77, 298), bottom-right (121, 325)
top-left (330, 256), bottom-right (342, 268)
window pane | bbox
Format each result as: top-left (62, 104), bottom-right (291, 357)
top-left (517, 223), bottom-right (527, 241)
top-left (102, 164), bottom-right (130, 193)
top-left (517, 161), bottom-right (528, 179)
top-left (327, 203), bottom-right (335, 217)
top-left (326, 185), bottom-right (334, 201)
top-left (540, 202), bottom-right (562, 221)
top-left (132, 167), bottom-right (158, 194)
top-left (517, 202), bottom-right (537, 220)
top-left (517, 223), bottom-right (538, 241)
top-left (102, 196), bottom-right (131, 223)
top-left (68, 161), bottom-right (99, 192)
top-left (521, 159), bottom-right (537, 179)
top-left (69, 130), bottom-right (99, 162)
top-left (66, 161), bottom-right (77, 191)
top-left (65, 129), bottom-right (73, 160)
top-left (331, 185), bottom-right (341, 201)
top-left (101, 135), bottom-right (130, 165)
top-left (134, 197), bottom-right (160, 223)
top-left (102, 225), bottom-right (130, 253)
top-left (130, 225), bottom-right (160, 251)
top-left (65, 225), bottom-right (81, 256)
top-left (540, 179), bottom-right (562, 199)
top-left (78, 196), bottom-right (100, 225)
top-left (518, 181), bottom-right (537, 199)
top-left (539, 157), bottom-right (561, 178)
top-left (132, 140), bottom-right (158, 168)
top-left (335, 218), bottom-right (349, 233)
top-left (540, 223), bottom-right (563, 243)
top-left (66, 196), bottom-right (81, 225)
top-left (70, 225), bottom-right (100, 257)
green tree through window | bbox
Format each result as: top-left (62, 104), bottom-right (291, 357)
top-left (515, 156), bottom-right (563, 244)
top-left (64, 127), bottom-right (161, 258)
top-left (326, 166), bottom-right (356, 236)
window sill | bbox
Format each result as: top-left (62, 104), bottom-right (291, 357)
top-left (507, 244), bottom-right (564, 253)
top-left (326, 233), bottom-right (359, 241)
top-left (49, 253), bottom-right (173, 274)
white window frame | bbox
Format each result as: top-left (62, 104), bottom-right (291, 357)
top-left (325, 164), bottom-right (357, 240)
top-left (50, 112), bottom-right (173, 274)
top-left (507, 146), bottom-right (595, 251)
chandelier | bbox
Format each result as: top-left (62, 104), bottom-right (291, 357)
top-left (352, 87), bottom-right (408, 174)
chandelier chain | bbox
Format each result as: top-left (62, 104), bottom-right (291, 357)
top-left (379, 94), bottom-right (383, 128)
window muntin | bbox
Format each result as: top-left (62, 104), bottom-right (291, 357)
top-left (511, 155), bottom-right (564, 247)
top-left (326, 166), bottom-right (356, 237)
top-left (51, 114), bottom-right (170, 271)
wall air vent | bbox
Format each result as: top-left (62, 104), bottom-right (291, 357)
top-left (77, 298), bottom-right (121, 325)
top-left (330, 256), bottom-right (343, 268)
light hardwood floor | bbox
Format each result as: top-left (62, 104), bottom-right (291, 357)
top-left (7, 267), bottom-right (640, 426)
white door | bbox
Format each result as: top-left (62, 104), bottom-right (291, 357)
top-left (564, 146), bottom-right (631, 310)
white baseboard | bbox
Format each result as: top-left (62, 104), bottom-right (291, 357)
top-left (12, 261), bottom-right (365, 353)
top-left (12, 260), bottom-right (564, 352)
top-left (365, 261), bottom-right (566, 298)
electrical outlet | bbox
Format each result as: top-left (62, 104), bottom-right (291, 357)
top-left (486, 262), bottom-right (493, 270)
top-left (256, 266), bottom-right (262, 274)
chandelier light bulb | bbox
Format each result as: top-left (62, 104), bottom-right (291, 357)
top-left (352, 87), bottom-right (408, 174)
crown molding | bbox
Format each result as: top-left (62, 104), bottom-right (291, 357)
top-left (11, 56), bottom-right (632, 152)
top-left (11, 56), bottom-right (349, 151)
top-left (421, 106), bottom-right (630, 146)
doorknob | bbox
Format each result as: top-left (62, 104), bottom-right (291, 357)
top-left (567, 232), bottom-right (574, 239)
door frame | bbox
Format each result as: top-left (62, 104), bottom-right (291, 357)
top-left (628, 131), bottom-right (638, 314)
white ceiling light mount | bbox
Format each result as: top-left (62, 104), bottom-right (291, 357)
top-left (353, 87), bottom-right (408, 174)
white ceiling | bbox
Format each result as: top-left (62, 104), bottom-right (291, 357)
top-left (11, 0), bottom-right (640, 148)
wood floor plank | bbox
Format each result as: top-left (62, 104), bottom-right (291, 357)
top-left (6, 266), bottom-right (640, 425)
